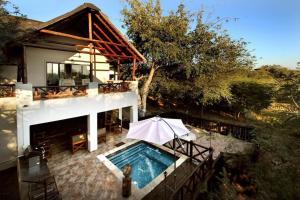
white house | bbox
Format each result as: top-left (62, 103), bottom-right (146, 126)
top-left (0, 3), bottom-right (145, 170)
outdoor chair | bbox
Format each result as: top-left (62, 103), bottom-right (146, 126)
top-left (97, 128), bottom-right (106, 143)
top-left (81, 79), bottom-right (90, 85)
top-left (112, 118), bottom-right (122, 134)
top-left (59, 79), bottom-right (75, 86)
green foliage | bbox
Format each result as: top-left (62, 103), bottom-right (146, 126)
top-left (249, 110), bottom-right (300, 200)
top-left (258, 65), bottom-right (300, 110)
top-left (231, 82), bottom-right (275, 112)
top-left (122, 0), bottom-right (190, 68)
top-left (0, 0), bottom-right (25, 39)
top-left (122, 0), bottom-right (256, 109)
top-left (186, 12), bottom-right (255, 105)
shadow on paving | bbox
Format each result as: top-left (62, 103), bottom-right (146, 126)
top-left (0, 167), bottom-right (19, 200)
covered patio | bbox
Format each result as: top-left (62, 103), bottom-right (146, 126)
top-left (47, 129), bottom-right (134, 200)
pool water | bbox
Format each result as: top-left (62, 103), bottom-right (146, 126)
top-left (107, 142), bottom-right (176, 189)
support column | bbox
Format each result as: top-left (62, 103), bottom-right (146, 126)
top-left (118, 108), bottom-right (122, 120)
top-left (132, 58), bottom-right (136, 80)
top-left (88, 112), bottom-right (98, 152)
top-left (17, 108), bottom-right (30, 155)
top-left (22, 46), bottom-right (27, 83)
top-left (130, 105), bottom-right (138, 123)
top-left (15, 83), bottom-right (33, 107)
top-left (87, 82), bottom-right (98, 97)
top-left (88, 12), bottom-right (94, 82)
top-left (117, 59), bottom-right (120, 80)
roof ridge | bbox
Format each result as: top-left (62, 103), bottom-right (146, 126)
top-left (37, 3), bottom-right (100, 30)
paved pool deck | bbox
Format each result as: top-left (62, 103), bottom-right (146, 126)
top-left (47, 126), bottom-right (253, 200)
top-left (47, 130), bottom-right (136, 200)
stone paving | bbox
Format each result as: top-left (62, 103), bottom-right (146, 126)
top-left (47, 126), bottom-right (253, 200)
top-left (188, 125), bottom-right (255, 159)
top-left (47, 130), bottom-right (136, 200)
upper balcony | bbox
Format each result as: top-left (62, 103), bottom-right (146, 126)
top-left (0, 81), bottom-right (137, 102)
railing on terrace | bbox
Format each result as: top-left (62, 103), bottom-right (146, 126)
top-left (162, 138), bottom-right (214, 200)
top-left (98, 82), bottom-right (130, 94)
top-left (33, 85), bottom-right (87, 100)
top-left (160, 112), bottom-right (254, 141)
top-left (170, 151), bottom-right (213, 200)
top-left (0, 84), bottom-right (15, 98)
top-left (164, 138), bottom-right (212, 163)
top-left (32, 82), bottom-right (131, 100)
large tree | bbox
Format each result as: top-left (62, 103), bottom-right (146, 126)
top-left (122, 0), bottom-right (190, 116)
top-left (122, 0), bottom-right (255, 116)
top-left (188, 13), bottom-right (254, 105)
top-left (0, 0), bottom-right (25, 39)
top-left (260, 65), bottom-right (300, 116)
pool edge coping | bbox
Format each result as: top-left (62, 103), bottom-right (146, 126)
top-left (97, 140), bottom-right (189, 199)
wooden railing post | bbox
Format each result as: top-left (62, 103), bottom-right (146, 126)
top-left (173, 138), bottom-right (175, 150)
top-left (208, 148), bottom-right (213, 169)
top-left (189, 141), bottom-right (193, 158)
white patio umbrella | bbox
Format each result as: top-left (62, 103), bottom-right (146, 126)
top-left (179, 132), bottom-right (197, 141)
top-left (127, 116), bottom-right (189, 145)
top-left (127, 116), bottom-right (190, 189)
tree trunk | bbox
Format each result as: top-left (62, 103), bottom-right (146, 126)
top-left (140, 65), bottom-right (156, 117)
top-left (237, 111), bottom-right (241, 120)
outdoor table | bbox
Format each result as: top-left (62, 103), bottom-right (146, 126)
top-left (18, 156), bottom-right (51, 200)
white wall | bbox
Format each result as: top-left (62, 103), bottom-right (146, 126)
top-left (25, 46), bottom-right (111, 86)
top-left (16, 90), bottom-right (138, 155)
top-left (0, 97), bottom-right (17, 170)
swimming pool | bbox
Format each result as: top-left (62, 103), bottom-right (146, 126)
top-left (107, 142), bottom-right (177, 189)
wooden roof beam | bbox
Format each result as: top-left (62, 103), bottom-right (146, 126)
top-left (92, 31), bottom-right (118, 56)
top-left (94, 13), bottom-right (137, 58)
top-left (38, 40), bottom-right (105, 50)
top-left (93, 22), bottom-right (126, 56)
top-left (40, 29), bottom-right (127, 47)
top-left (78, 50), bottom-right (134, 59)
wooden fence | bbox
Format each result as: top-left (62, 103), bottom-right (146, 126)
top-left (98, 82), bottom-right (130, 93)
top-left (160, 112), bottom-right (254, 141)
top-left (162, 138), bottom-right (214, 200)
top-left (33, 85), bottom-right (87, 100)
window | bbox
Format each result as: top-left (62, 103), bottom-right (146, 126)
top-left (46, 62), bottom-right (90, 86)
top-left (46, 63), bottom-right (60, 86)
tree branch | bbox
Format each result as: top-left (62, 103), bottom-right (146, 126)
top-left (135, 75), bottom-right (148, 81)
top-left (291, 94), bottom-right (300, 109)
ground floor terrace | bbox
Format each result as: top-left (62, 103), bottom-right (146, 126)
top-left (17, 124), bottom-right (255, 200)
top-left (46, 130), bottom-right (134, 200)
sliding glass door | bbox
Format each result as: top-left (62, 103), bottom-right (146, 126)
top-left (46, 63), bottom-right (90, 86)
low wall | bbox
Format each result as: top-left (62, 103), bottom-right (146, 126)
top-left (0, 97), bottom-right (17, 171)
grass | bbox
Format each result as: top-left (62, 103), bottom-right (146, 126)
top-left (247, 109), bottom-right (300, 200)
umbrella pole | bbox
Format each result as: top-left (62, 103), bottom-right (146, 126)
top-left (160, 117), bottom-right (187, 189)
top-left (174, 133), bottom-right (176, 189)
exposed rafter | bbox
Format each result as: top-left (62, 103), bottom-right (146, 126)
top-left (94, 13), bottom-right (138, 59)
top-left (93, 22), bottom-right (126, 56)
top-left (92, 30), bottom-right (117, 56)
top-left (40, 29), bottom-right (127, 47)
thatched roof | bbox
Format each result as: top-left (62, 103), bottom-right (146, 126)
top-left (37, 3), bottom-right (99, 30)
top-left (0, 15), bottom-right (43, 63)
top-left (0, 3), bottom-right (145, 63)
top-left (0, 15), bottom-right (42, 39)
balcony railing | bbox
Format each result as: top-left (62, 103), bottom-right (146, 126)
top-left (0, 84), bottom-right (15, 98)
top-left (0, 82), bottom-right (133, 100)
top-left (33, 86), bottom-right (88, 100)
top-left (98, 82), bottom-right (130, 94)
top-left (32, 82), bottom-right (131, 100)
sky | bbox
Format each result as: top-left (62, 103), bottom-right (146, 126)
top-left (7, 0), bottom-right (300, 69)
